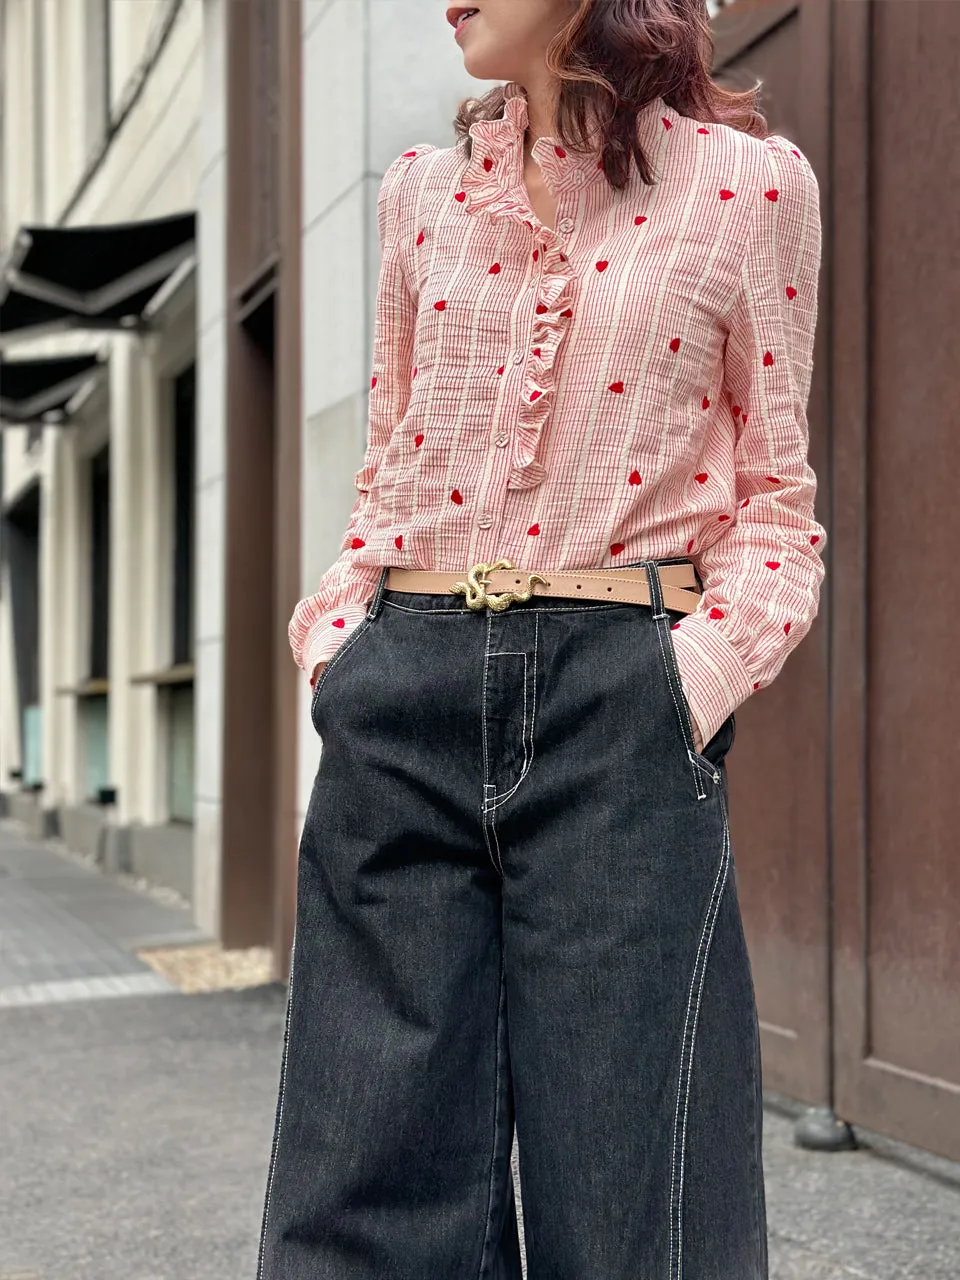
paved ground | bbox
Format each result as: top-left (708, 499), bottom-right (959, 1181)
top-left (1, 822), bottom-right (959, 1278)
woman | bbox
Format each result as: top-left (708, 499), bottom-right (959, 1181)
top-left (258, 0), bottom-right (825, 1276)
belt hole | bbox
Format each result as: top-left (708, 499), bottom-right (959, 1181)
top-left (576, 584), bottom-right (581, 589)
top-left (606, 586), bottom-right (612, 592)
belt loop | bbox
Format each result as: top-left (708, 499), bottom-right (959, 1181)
top-left (366, 566), bottom-right (390, 620)
top-left (642, 560), bottom-right (667, 620)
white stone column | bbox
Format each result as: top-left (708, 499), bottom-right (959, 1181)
top-left (56, 428), bottom-right (83, 806)
top-left (193, 0), bottom-right (229, 938)
top-left (39, 430), bottom-right (62, 808)
top-left (107, 333), bottom-right (143, 827)
top-left (131, 333), bottom-right (168, 826)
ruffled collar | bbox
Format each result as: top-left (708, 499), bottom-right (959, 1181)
top-left (462, 80), bottom-right (674, 203)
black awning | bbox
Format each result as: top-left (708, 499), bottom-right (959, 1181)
top-left (0, 212), bottom-right (195, 339)
top-left (0, 354), bottom-right (103, 424)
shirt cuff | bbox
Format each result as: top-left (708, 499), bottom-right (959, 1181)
top-left (301, 604), bottom-right (370, 680)
top-left (668, 613), bottom-right (756, 751)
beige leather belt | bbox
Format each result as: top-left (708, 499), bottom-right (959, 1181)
top-left (385, 558), bottom-right (702, 615)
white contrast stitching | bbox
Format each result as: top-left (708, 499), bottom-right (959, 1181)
top-left (256, 933), bottom-right (297, 1280)
top-left (487, 614), bottom-right (539, 812)
top-left (669, 810), bottom-right (731, 1280)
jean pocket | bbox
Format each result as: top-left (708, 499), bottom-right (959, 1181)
top-left (659, 607), bottom-right (731, 785)
top-left (309, 614), bottom-right (377, 732)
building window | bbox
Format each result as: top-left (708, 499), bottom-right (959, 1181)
top-left (89, 445), bottom-right (110, 679)
top-left (172, 364), bottom-right (195, 666)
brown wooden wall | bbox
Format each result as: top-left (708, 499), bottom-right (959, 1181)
top-left (714, 0), bottom-right (960, 1161)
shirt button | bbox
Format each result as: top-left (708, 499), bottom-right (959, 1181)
top-left (572, 170), bottom-right (585, 186)
top-left (476, 510), bottom-right (495, 529)
top-left (494, 432), bottom-right (509, 447)
top-left (559, 217), bottom-right (575, 234)
top-left (513, 351), bottom-right (525, 364)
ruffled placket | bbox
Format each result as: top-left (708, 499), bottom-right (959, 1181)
top-left (461, 82), bottom-right (607, 492)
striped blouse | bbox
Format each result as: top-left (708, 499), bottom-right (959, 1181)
top-left (289, 80), bottom-right (827, 750)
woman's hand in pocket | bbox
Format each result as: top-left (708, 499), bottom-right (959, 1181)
top-left (310, 661), bottom-right (327, 689)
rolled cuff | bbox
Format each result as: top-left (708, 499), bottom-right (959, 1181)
top-left (301, 604), bottom-right (370, 681)
top-left (669, 613), bottom-right (756, 750)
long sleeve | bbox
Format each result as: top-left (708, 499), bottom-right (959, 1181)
top-left (669, 134), bottom-right (828, 748)
top-left (288, 145), bottom-right (433, 676)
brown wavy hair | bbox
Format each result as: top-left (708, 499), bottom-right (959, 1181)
top-left (453, 0), bottom-right (768, 190)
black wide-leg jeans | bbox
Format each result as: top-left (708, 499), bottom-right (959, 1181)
top-left (257, 559), bottom-right (767, 1280)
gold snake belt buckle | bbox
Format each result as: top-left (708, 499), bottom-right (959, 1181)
top-left (450, 559), bottom-right (549, 612)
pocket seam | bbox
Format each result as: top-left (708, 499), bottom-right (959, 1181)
top-left (309, 615), bottom-right (375, 726)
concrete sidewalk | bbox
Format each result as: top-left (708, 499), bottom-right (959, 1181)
top-left (1, 823), bottom-right (958, 1278)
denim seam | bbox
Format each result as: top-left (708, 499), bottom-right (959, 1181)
top-left (255, 933), bottom-right (297, 1280)
top-left (480, 613), bottom-right (504, 876)
top-left (476, 949), bottom-right (509, 1277)
top-left (382, 598), bottom-right (651, 617)
top-left (485, 653), bottom-right (528, 807)
top-left (669, 810), bottom-right (732, 1280)
top-left (486, 614), bottom-right (539, 813)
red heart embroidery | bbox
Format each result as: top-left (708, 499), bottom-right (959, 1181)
top-left (662, 118), bottom-right (672, 130)
top-left (560, 308), bottom-right (573, 318)
top-left (483, 157), bottom-right (493, 172)
top-left (686, 539), bottom-right (695, 553)
top-left (559, 253), bottom-right (567, 262)
top-left (533, 348), bottom-right (542, 358)
top-left (414, 433), bottom-right (424, 447)
top-left (610, 542), bottom-right (626, 556)
top-left (763, 351), bottom-right (774, 367)
top-left (530, 391), bottom-right (542, 402)
top-left (332, 618), bottom-right (346, 628)
top-left (783, 621), bottom-right (792, 635)
top-left (810, 535), bottom-right (820, 545)
top-left (671, 621), bottom-right (681, 629)
top-left (697, 127), bottom-right (710, 135)
top-left (785, 286), bottom-right (797, 299)
top-left (371, 376), bottom-right (377, 389)
top-left (719, 188), bottom-right (735, 201)
top-left (434, 300), bottom-right (446, 311)
top-left (731, 404), bottom-right (741, 417)
top-left (609, 381), bottom-right (624, 394)
top-left (709, 606), bottom-right (725, 620)
top-left (454, 191), bottom-right (466, 203)
top-left (496, 365), bottom-right (505, 375)
top-left (764, 188), bottom-right (779, 201)
top-left (533, 250), bottom-right (539, 262)
top-left (395, 535), bottom-right (403, 549)
top-left (765, 561), bottom-right (781, 569)
top-left (695, 472), bottom-right (708, 484)
top-left (527, 523), bottom-right (540, 536)
top-left (702, 396), bottom-right (710, 410)
top-left (742, 412), bottom-right (748, 425)
top-left (450, 489), bottom-right (463, 505)
top-left (718, 514), bottom-right (730, 522)
top-left (416, 231), bottom-right (425, 246)
top-left (741, 498), bottom-right (749, 508)
top-left (402, 151), bottom-right (418, 158)
top-left (669, 337), bottom-right (681, 353)
top-left (554, 146), bottom-right (566, 158)
top-left (489, 263), bottom-right (501, 274)
top-left (753, 682), bottom-right (760, 690)
top-left (596, 260), bottom-right (609, 272)
top-left (766, 475), bottom-right (780, 484)
top-left (792, 149), bottom-right (801, 159)
top-left (628, 470), bottom-right (642, 485)
top-left (412, 367), bottom-right (418, 378)
top-left (350, 537), bottom-right (365, 548)
top-left (535, 304), bottom-right (548, 314)
top-left (635, 215), bottom-right (647, 225)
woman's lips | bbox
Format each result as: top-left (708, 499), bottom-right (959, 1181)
top-left (454, 11), bottom-right (478, 42)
